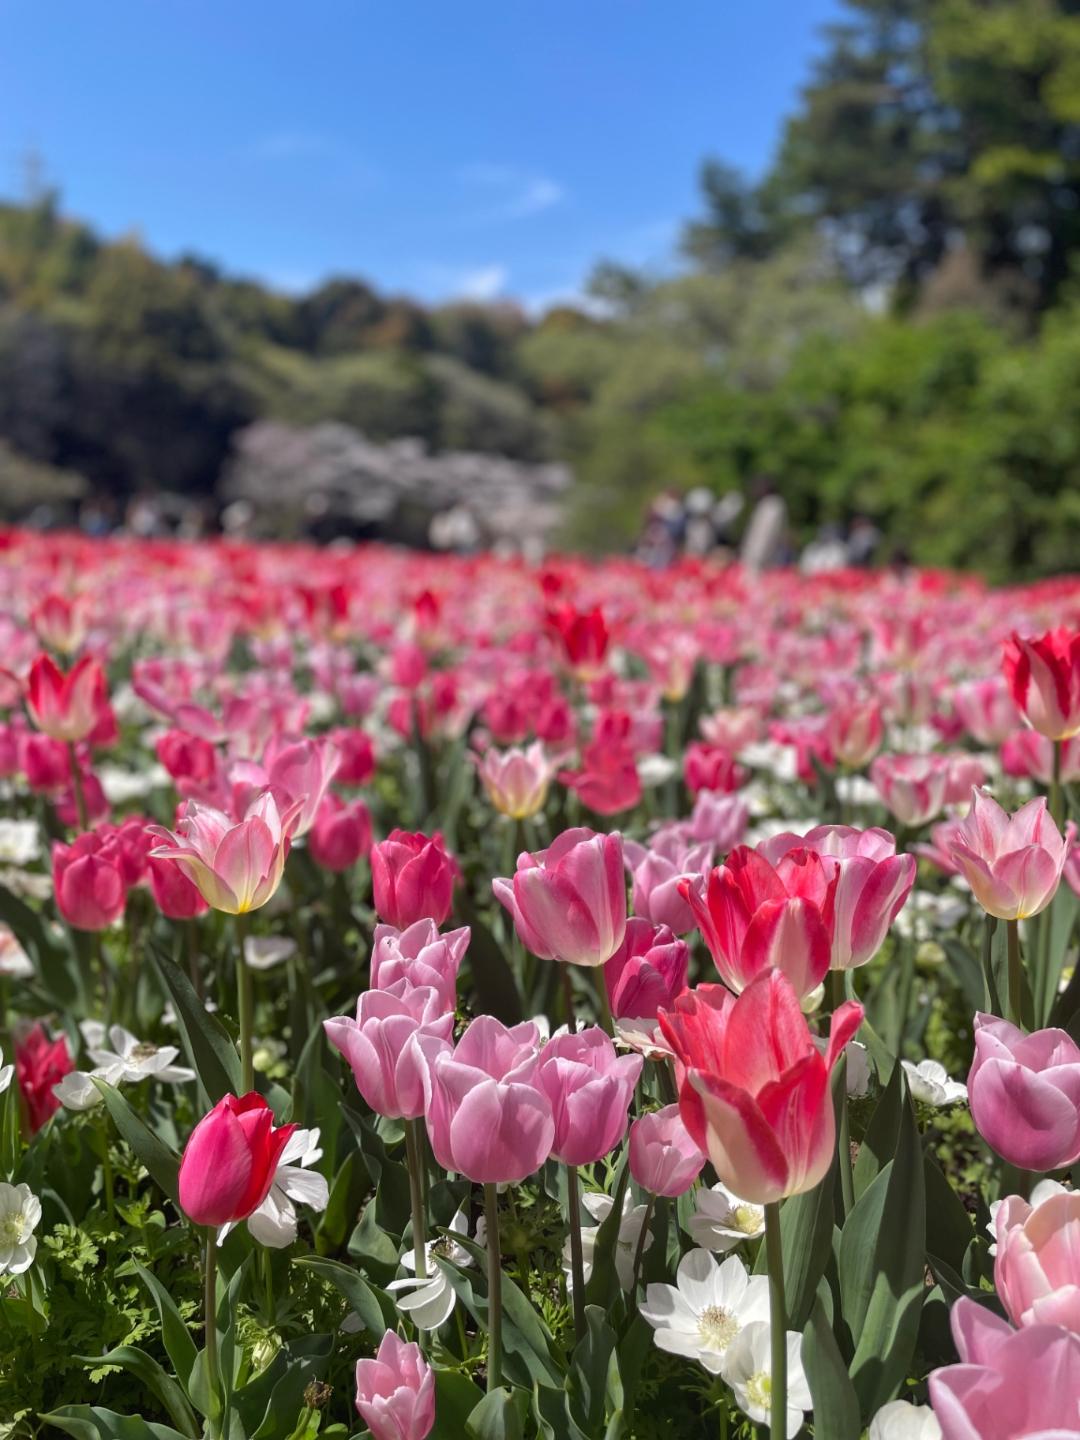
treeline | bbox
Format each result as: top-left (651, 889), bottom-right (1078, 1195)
top-left (3, 0), bottom-right (1080, 576)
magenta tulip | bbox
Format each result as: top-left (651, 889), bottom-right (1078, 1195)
top-left (52, 834), bottom-right (127, 931)
top-left (493, 826), bottom-right (627, 967)
top-left (948, 787), bottom-right (1069, 921)
top-left (535, 1028), bottom-right (641, 1166)
top-left (604, 918), bottom-right (689, 1021)
top-left (178, 1093), bottom-right (297, 1227)
top-left (629, 1104), bottom-right (706, 1198)
top-left (968, 1013), bottom-right (1080, 1171)
top-left (370, 829), bottom-right (457, 929)
top-left (147, 853), bottom-right (209, 920)
top-left (758, 824), bottom-right (915, 971)
top-left (423, 1016), bottom-right (554, 1183)
top-left (324, 983), bottom-right (453, 1120)
top-left (355, 1330), bottom-right (435, 1440)
top-left (995, 1189), bottom-right (1080, 1334)
top-left (929, 1297), bottom-right (1080, 1438)
top-left (370, 920), bottom-right (469, 1013)
top-left (308, 793), bottom-right (372, 871)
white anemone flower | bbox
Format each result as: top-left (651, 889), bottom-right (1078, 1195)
top-left (244, 935), bottom-right (297, 971)
top-left (687, 1184), bottom-right (765, 1253)
top-left (565, 1191), bottom-right (653, 1292)
top-left (0, 1045), bottom-right (12, 1095)
top-left (0, 925), bottom-right (34, 979)
top-left (869, 1400), bottom-right (943, 1439)
top-left (386, 1207), bottom-right (476, 1329)
top-left (640, 1249), bottom-right (770, 1375)
top-left (54, 1025), bottom-right (195, 1111)
top-left (725, 1320), bottom-right (811, 1438)
top-left (901, 1059), bottom-right (968, 1107)
top-left (220, 1127), bottom-right (329, 1249)
top-left (0, 819), bottom-right (41, 866)
top-left (0, 1182), bottom-right (42, 1275)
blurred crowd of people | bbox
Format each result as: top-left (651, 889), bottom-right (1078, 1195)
top-left (635, 479), bottom-right (885, 573)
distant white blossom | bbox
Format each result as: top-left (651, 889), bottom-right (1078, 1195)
top-left (565, 1191), bottom-right (652, 1292)
top-left (902, 1059), bottom-right (968, 1107)
top-left (869, 1400), bottom-right (943, 1439)
top-left (0, 1183), bottom-right (42, 1275)
top-left (687, 1184), bottom-right (765, 1253)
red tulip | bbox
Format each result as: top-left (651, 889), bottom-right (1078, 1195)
top-left (659, 972), bottom-right (863, 1203)
top-left (178, 1093), bottom-right (297, 1227)
top-left (547, 604), bottom-right (610, 678)
top-left (25, 653), bottom-right (111, 745)
top-left (684, 742), bottom-right (747, 796)
top-left (15, 1023), bottom-right (75, 1133)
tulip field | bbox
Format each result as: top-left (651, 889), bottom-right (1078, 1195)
top-left (4, 529), bottom-right (1080, 1440)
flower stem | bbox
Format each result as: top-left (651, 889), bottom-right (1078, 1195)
top-left (829, 971), bottom-right (855, 1218)
top-left (1050, 739), bottom-right (1064, 828)
top-left (764, 1200), bottom-right (787, 1440)
top-left (1007, 918), bottom-right (1024, 1030)
top-left (594, 966), bottom-right (614, 1036)
top-left (560, 963), bottom-right (577, 1035)
top-left (204, 1232), bottom-right (220, 1412)
top-left (66, 741), bottom-right (88, 831)
top-left (565, 1162), bottom-right (587, 1343)
top-left (405, 1117), bottom-right (428, 1280)
top-left (483, 1183), bottom-right (503, 1392)
top-left (628, 1192), bottom-right (655, 1303)
top-left (235, 914), bottom-right (254, 1092)
top-left (982, 913), bottom-right (999, 1016)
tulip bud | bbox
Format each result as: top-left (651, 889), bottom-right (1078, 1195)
top-left (354, 1331), bottom-right (435, 1440)
top-left (629, 1104), bottom-right (706, 1197)
top-left (535, 1028), bottom-right (641, 1166)
top-left (493, 826), bottom-right (626, 968)
top-left (370, 830), bottom-right (457, 929)
top-left (178, 1093), bottom-right (297, 1227)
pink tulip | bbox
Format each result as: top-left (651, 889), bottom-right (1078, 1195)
top-left (178, 1093), bottom-right (297, 1227)
top-left (477, 741), bottom-right (553, 819)
top-left (623, 831), bottom-right (713, 935)
top-left (230, 736), bottom-right (340, 838)
top-left (995, 1189), bottom-right (1080, 1333)
top-left (370, 830), bottom-right (457, 929)
top-left (913, 818), bottom-right (965, 876)
top-left (605, 918), bottom-right (689, 1021)
top-left (370, 920), bottom-right (469, 1013)
top-left (1001, 728), bottom-right (1080, 786)
top-left (952, 676), bottom-right (1020, 746)
top-left (758, 825), bottom-right (915, 971)
top-left (560, 738), bottom-right (643, 816)
top-left (52, 834), bottom-right (127, 931)
top-left (147, 852), bottom-right (210, 920)
top-left (535, 1028), bottom-right (641, 1166)
top-left (679, 844), bottom-right (836, 1000)
top-left (31, 593), bottom-right (88, 655)
top-left (870, 753), bottom-right (951, 827)
top-left (324, 983), bottom-right (454, 1120)
top-left (948, 788), bottom-right (1069, 921)
top-left (25, 653), bottom-right (110, 744)
top-left (659, 971), bottom-right (863, 1204)
top-left (628, 1104), bottom-right (706, 1198)
top-left (825, 698), bottom-right (884, 769)
top-left (929, 1297), bottom-right (1080, 1438)
top-left (679, 790), bottom-right (749, 849)
top-left (355, 1330), bottom-right (435, 1440)
top-left (16, 1023), bottom-right (74, 1133)
top-left (1004, 627), bottom-right (1080, 741)
top-left (493, 826), bottom-right (627, 968)
top-left (968, 1013), bottom-right (1080, 1170)
top-left (684, 742), bottom-right (747, 797)
top-left (21, 732), bottom-right (70, 792)
top-left (424, 1016), bottom-right (554, 1183)
top-left (156, 729), bottom-right (220, 788)
top-left (148, 789), bottom-right (302, 915)
top-left (330, 726), bottom-right (376, 786)
top-left (308, 793), bottom-right (372, 871)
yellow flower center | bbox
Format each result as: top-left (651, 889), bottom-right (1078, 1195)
top-left (698, 1305), bottom-right (739, 1351)
top-left (746, 1371), bottom-right (772, 1410)
top-left (1, 1213), bottom-right (27, 1245)
top-left (733, 1205), bottom-right (761, 1233)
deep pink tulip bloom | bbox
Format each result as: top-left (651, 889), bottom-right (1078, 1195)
top-left (535, 1027), bottom-right (641, 1166)
top-left (308, 793), bottom-right (372, 871)
top-left (423, 1016), bottom-right (554, 1184)
top-left (628, 1104), bottom-right (706, 1198)
top-left (684, 742), bottom-right (747, 796)
top-left (156, 729), bottom-right (220, 788)
top-left (929, 1297), bottom-right (1080, 1438)
top-left (324, 983), bottom-right (453, 1120)
top-left (16, 1023), bottom-right (74, 1133)
top-left (870, 753), bottom-right (951, 827)
top-left (355, 1330), bottom-right (435, 1440)
top-left (147, 853), bottom-right (209, 920)
top-left (178, 1093), bottom-right (297, 1227)
top-left (952, 676), bottom-right (1020, 746)
top-left (21, 732), bottom-right (70, 792)
top-left (605, 918), bottom-right (689, 1021)
top-left (968, 1013), bottom-right (1080, 1171)
top-left (25, 652), bottom-right (109, 744)
top-left (659, 971), bottom-right (863, 1204)
top-left (679, 844), bottom-right (837, 1000)
top-left (52, 834), bottom-right (127, 931)
top-left (1004, 627), bottom-right (1080, 741)
top-left (948, 788), bottom-right (1069, 921)
top-left (148, 789), bottom-right (302, 915)
top-left (370, 920), bottom-right (469, 1013)
top-left (370, 829), bottom-right (457, 929)
top-left (493, 826), bottom-right (627, 968)
top-left (995, 1189), bottom-right (1080, 1334)
top-left (623, 832), bottom-right (713, 935)
top-left (758, 824), bottom-right (915, 971)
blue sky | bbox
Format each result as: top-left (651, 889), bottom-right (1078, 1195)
top-left (0, 1), bottom-right (843, 307)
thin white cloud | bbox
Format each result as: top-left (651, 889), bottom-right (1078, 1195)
top-left (243, 131), bottom-right (336, 161)
top-left (457, 263), bottom-right (509, 300)
top-left (456, 164), bottom-right (565, 224)
top-left (413, 261), bottom-right (510, 301)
